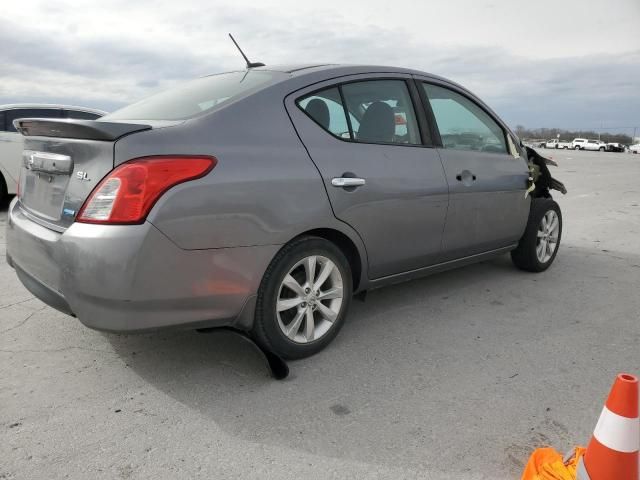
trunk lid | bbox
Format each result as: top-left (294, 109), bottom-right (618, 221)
top-left (14, 119), bottom-right (151, 231)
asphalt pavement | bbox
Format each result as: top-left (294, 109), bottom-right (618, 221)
top-left (1, 148), bottom-right (639, 479)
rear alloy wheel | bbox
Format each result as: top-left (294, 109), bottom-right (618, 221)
top-left (253, 237), bottom-right (352, 359)
top-left (511, 198), bottom-right (562, 272)
top-left (599, 147), bottom-right (605, 151)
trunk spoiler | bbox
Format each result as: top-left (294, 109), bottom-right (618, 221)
top-left (14, 118), bottom-right (151, 141)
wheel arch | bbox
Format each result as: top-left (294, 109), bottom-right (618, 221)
top-left (291, 227), bottom-right (366, 292)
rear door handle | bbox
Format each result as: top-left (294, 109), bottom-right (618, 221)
top-left (331, 177), bottom-right (366, 188)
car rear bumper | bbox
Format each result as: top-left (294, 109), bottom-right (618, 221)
top-left (6, 198), bottom-right (278, 332)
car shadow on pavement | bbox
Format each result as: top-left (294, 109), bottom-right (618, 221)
top-left (103, 246), bottom-right (640, 477)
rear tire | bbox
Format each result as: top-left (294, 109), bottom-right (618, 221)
top-left (599, 147), bottom-right (605, 151)
top-left (0, 174), bottom-right (7, 204)
top-left (511, 198), bottom-right (562, 272)
top-left (252, 236), bottom-right (353, 359)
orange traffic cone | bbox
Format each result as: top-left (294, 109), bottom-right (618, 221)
top-left (577, 373), bottom-right (639, 480)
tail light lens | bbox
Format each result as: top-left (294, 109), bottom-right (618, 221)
top-left (77, 156), bottom-right (215, 224)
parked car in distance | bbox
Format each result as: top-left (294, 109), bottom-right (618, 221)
top-left (6, 65), bottom-right (566, 360)
top-left (572, 138), bottom-right (587, 150)
top-left (629, 144), bottom-right (640, 154)
top-left (584, 139), bottom-right (608, 151)
top-left (606, 142), bottom-right (625, 152)
top-left (0, 104), bottom-right (106, 199)
top-left (572, 138), bottom-right (607, 151)
top-left (544, 139), bottom-right (571, 149)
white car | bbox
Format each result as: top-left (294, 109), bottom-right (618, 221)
top-left (630, 144), bottom-right (640, 154)
top-left (572, 138), bottom-right (607, 151)
top-left (0, 104), bottom-right (106, 199)
top-left (544, 139), bottom-right (571, 149)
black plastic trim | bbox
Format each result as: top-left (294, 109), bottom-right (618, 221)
top-left (13, 263), bottom-right (75, 317)
top-left (412, 78), bottom-right (443, 147)
top-left (14, 118), bottom-right (151, 141)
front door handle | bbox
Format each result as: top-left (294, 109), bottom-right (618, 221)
top-left (331, 177), bottom-right (366, 188)
top-left (456, 170), bottom-right (477, 183)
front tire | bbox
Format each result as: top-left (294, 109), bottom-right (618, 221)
top-left (252, 236), bottom-right (353, 359)
top-left (511, 199), bottom-right (562, 272)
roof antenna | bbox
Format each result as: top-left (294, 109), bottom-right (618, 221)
top-left (228, 33), bottom-right (265, 69)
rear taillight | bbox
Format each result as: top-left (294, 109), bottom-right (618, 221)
top-left (77, 156), bottom-right (215, 224)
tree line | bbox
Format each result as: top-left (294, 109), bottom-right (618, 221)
top-left (513, 126), bottom-right (633, 144)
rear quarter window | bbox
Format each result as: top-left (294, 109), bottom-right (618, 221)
top-left (297, 87), bottom-right (352, 139)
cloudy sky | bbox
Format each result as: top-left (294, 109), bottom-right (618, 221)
top-left (1, 0), bottom-right (639, 132)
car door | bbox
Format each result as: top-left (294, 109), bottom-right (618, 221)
top-left (416, 80), bottom-right (530, 260)
top-left (0, 108), bottom-right (63, 193)
top-left (285, 74), bottom-right (449, 279)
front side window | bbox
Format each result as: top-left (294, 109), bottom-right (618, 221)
top-left (422, 83), bottom-right (507, 154)
top-left (5, 108), bottom-right (62, 132)
top-left (342, 80), bottom-right (420, 145)
top-left (0, 111), bottom-right (5, 132)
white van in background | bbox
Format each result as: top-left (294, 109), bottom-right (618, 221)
top-left (0, 104), bottom-right (106, 199)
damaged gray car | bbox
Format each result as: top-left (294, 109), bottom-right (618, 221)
top-left (6, 64), bottom-right (565, 359)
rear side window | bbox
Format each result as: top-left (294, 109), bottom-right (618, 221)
top-left (342, 80), bottom-right (420, 145)
top-left (64, 110), bottom-right (102, 120)
top-left (103, 71), bottom-right (280, 121)
top-left (297, 80), bottom-right (421, 145)
top-left (297, 88), bottom-right (351, 139)
top-left (0, 111), bottom-right (5, 131)
top-left (422, 83), bottom-right (507, 154)
top-left (5, 108), bottom-right (62, 132)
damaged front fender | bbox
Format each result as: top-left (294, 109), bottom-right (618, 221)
top-left (524, 146), bottom-right (567, 198)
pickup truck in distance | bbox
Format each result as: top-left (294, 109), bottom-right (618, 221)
top-left (573, 138), bottom-right (607, 151)
top-left (544, 139), bottom-right (571, 149)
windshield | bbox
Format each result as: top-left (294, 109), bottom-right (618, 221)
top-left (103, 70), bottom-right (282, 121)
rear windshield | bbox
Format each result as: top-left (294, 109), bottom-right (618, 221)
top-left (103, 70), bottom-right (281, 121)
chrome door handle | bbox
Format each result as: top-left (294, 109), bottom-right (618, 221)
top-left (331, 177), bottom-right (366, 187)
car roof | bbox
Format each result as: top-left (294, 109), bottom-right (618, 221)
top-left (256, 63), bottom-right (452, 81)
top-left (0, 103), bottom-right (107, 115)
top-left (234, 63), bottom-right (473, 100)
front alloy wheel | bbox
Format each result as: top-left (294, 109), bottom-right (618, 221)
top-left (511, 198), bottom-right (563, 272)
top-left (536, 210), bottom-right (560, 263)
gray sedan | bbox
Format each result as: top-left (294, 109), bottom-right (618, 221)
top-left (6, 64), bottom-right (565, 359)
